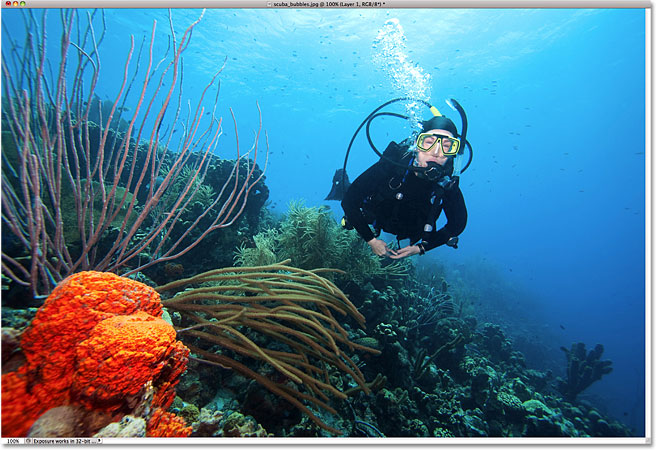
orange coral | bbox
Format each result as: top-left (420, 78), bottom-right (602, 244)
top-left (73, 311), bottom-right (189, 411)
top-left (1, 271), bottom-right (188, 438)
top-left (1, 369), bottom-right (48, 437)
top-left (20, 271), bottom-right (162, 396)
top-left (146, 409), bottom-right (192, 437)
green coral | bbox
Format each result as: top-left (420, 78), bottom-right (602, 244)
top-left (523, 399), bottom-right (555, 418)
top-left (496, 390), bottom-right (525, 417)
top-left (234, 229), bottom-right (280, 267)
top-left (508, 378), bottom-right (532, 402)
top-left (234, 200), bottom-right (409, 282)
top-left (278, 201), bottom-right (339, 268)
top-left (179, 404), bottom-right (200, 425)
top-left (432, 427), bottom-right (454, 437)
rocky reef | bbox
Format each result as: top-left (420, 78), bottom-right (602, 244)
top-left (164, 205), bottom-right (634, 438)
top-left (1, 204), bottom-right (635, 439)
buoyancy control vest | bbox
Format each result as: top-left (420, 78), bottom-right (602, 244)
top-left (361, 141), bottom-right (457, 244)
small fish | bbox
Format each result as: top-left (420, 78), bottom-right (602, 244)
top-left (560, 324), bottom-right (565, 330)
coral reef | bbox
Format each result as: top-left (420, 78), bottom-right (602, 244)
top-left (1, 204), bottom-right (635, 439)
top-left (1, 272), bottom-right (190, 437)
top-left (151, 252), bottom-right (631, 438)
top-left (557, 342), bottom-right (613, 402)
top-left (312, 275), bottom-right (632, 438)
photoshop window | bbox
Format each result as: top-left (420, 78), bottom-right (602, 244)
top-left (0, 0), bottom-right (650, 445)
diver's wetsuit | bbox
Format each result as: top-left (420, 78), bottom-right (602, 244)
top-left (341, 141), bottom-right (467, 253)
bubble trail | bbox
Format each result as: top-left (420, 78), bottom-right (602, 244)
top-left (372, 18), bottom-right (432, 126)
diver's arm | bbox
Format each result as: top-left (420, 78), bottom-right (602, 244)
top-left (422, 185), bottom-right (467, 252)
top-left (341, 161), bottom-right (389, 243)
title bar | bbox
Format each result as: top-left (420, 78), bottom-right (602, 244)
top-left (0, 0), bottom-right (651, 8)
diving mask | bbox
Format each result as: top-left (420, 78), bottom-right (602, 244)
top-left (416, 132), bottom-right (460, 156)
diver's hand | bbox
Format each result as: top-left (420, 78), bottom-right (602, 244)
top-left (389, 245), bottom-right (421, 259)
top-left (367, 238), bottom-right (398, 257)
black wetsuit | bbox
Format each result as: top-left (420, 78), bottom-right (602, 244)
top-left (341, 141), bottom-right (467, 253)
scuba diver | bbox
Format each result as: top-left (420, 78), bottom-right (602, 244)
top-left (326, 98), bottom-right (471, 259)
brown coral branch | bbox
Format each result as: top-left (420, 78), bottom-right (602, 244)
top-left (344, 373), bottom-right (387, 397)
top-left (159, 260), bottom-right (365, 327)
top-left (158, 260), bottom-right (379, 434)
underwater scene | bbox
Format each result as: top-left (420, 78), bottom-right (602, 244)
top-left (0, 7), bottom-right (647, 439)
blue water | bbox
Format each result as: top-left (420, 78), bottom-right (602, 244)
top-left (2, 7), bottom-right (647, 435)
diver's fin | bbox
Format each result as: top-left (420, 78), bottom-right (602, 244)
top-left (325, 168), bottom-right (351, 201)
